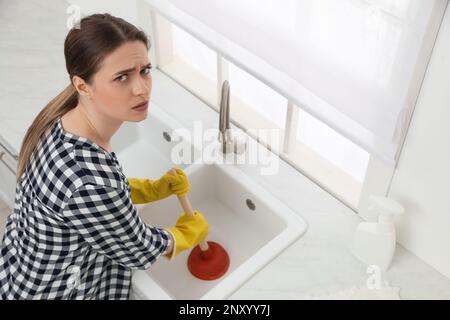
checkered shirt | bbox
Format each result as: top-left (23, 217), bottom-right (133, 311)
top-left (0, 116), bottom-right (171, 299)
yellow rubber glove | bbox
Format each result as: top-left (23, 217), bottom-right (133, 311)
top-left (127, 167), bottom-right (190, 204)
top-left (165, 210), bottom-right (209, 259)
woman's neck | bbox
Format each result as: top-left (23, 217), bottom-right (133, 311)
top-left (62, 103), bottom-right (122, 153)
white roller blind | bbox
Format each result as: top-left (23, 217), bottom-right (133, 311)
top-left (147, 0), bottom-right (448, 165)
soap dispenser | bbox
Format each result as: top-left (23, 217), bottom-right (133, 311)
top-left (351, 195), bottom-right (404, 270)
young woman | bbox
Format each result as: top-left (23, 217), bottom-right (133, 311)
top-left (0, 13), bottom-right (208, 299)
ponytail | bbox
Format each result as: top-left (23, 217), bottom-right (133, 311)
top-left (16, 84), bottom-right (78, 184)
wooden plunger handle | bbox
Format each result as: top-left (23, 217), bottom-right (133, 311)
top-left (169, 169), bottom-right (209, 251)
top-left (177, 191), bottom-right (195, 217)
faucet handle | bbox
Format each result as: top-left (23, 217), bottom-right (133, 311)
top-left (218, 129), bottom-right (247, 155)
top-left (218, 131), bottom-right (234, 154)
top-left (233, 136), bottom-right (247, 155)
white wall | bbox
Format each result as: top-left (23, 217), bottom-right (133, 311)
top-left (66, 0), bottom-right (138, 25)
top-left (388, 4), bottom-right (450, 279)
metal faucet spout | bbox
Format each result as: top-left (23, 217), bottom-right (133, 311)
top-left (219, 80), bottom-right (230, 137)
top-left (218, 80), bottom-right (246, 155)
top-left (219, 80), bottom-right (231, 153)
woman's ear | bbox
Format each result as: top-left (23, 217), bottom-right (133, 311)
top-left (72, 75), bottom-right (92, 99)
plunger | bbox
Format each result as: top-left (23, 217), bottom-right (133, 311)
top-left (170, 169), bottom-right (230, 281)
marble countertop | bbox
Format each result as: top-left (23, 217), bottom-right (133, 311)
top-left (1, 0), bottom-right (450, 300)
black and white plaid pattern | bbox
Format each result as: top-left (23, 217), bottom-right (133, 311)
top-left (0, 116), bottom-right (171, 299)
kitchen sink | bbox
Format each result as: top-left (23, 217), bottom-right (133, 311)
top-left (113, 103), bottom-right (307, 299)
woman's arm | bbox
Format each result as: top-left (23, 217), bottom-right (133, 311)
top-left (58, 183), bottom-right (171, 269)
top-left (127, 168), bottom-right (190, 204)
top-left (127, 177), bottom-right (159, 204)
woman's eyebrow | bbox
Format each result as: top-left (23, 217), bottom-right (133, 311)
top-left (113, 63), bottom-right (152, 76)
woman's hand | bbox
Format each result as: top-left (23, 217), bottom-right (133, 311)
top-left (127, 167), bottom-right (190, 204)
top-left (155, 167), bottom-right (190, 197)
top-left (165, 210), bottom-right (209, 259)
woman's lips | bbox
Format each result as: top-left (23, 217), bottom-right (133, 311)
top-left (132, 101), bottom-right (149, 111)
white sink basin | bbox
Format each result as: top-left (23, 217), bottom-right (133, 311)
top-left (112, 103), bottom-right (199, 178)
top-left (113, 104), bottom-right (307, 299)
top-left (131, 162), bottom-right (307, 299)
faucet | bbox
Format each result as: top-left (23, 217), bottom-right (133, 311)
top-left (219, 80), bottom-right (231, 153)
top-left (218, 80), bottom-right (246, 154)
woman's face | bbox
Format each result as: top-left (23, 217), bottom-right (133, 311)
top-left (87, 40), bottom-right (152, 122)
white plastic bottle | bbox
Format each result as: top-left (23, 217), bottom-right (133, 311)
top-left (351, 195), bottom-right (404, 270)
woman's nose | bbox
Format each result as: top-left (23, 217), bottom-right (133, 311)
top-left (132, 77), bottom-right (151, 96)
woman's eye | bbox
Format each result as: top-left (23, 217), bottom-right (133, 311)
top-left (141, 66), bottom-right (152, 75)
top-left (116, 74), bottom-right (128, 82)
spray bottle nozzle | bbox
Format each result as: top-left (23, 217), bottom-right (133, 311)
top-left (368, 195), bottom-right (405, 224)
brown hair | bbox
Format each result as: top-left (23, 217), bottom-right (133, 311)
top-left (16, 13), bottom-right (150, 184)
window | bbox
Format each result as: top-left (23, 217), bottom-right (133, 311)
top-left (296, 109), bottom-right (370, 184)
top-left (153, 14), bottom-right (217, 107)
top-left (287, 109), bottom-right (370, 207)
top-left (228, 62), bottom-right (287, 153)
top-left (151, 11), bottom-right (373, 210)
